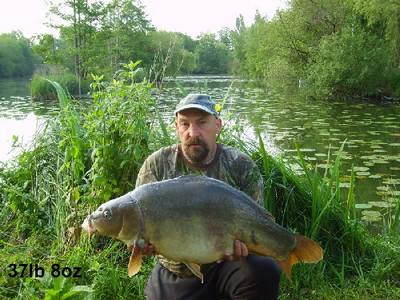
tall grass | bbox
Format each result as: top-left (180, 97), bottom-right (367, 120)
top-left (31, 73), bottom-right (89, 100)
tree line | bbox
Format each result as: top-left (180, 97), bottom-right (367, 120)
top-left (2, 0), bottom-right (399, 100)
top-left (0, 0), bottom-right (232, 85)
top-left (231, 0), bottom-right (400, 99)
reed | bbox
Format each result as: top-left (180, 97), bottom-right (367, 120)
top-left (31, 73), bottom-right (88, 100)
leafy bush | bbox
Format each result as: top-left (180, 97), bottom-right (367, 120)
top-left (85, 61), bottom-right (155, 202)
top-left (306, 27), bottom-right (393, 99)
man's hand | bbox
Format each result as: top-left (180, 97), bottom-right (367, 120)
top-left (217, 240), bottom-right (248, 263)
top-left (128, 243), bottom-right (156, 256)
top-left (141, 243), bottom-right (156, 256)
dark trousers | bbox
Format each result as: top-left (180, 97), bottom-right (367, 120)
top-left (144, 255), bottom-right (281, 300)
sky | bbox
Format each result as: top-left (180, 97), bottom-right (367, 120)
top-left (0, 0), bottom-right (287, 38)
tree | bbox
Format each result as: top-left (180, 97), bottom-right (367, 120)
top-left (194, 33), bottom-right (231, 74)
top-left (148, 31), bottom-right (196, 82)
top-left (49, 0), bottom-right (104, 95)
top-left (230, 0), bottom-right (400, 98)
top-left (0, 32), bottom-right (38, 78)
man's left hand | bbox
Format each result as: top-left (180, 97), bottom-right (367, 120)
top-left (217, 240), bottom-right (248, 262)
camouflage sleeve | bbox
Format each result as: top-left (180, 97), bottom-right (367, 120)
top-left (135, 150), bottom-right (161, 188)
top-left (235, 153), bottom-right (264, 206)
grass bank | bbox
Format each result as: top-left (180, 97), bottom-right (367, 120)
top-left (1, 62), bottom-right (399, 299)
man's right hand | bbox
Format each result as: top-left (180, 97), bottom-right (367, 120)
top-left (128, 242), bottom-right (156, 256)
top-left (141, 243), bottom-right (156, 256)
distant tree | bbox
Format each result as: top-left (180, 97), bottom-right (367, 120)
top-left (148, 31), bottom-right (196, 82)
top-left (217, 27), bottom-right (233, 49)
top-left (353, 0), bottom-right (400, 68)
top-left (32, 34), bottom-right (66, 66)
top-left (231, 0), bottom-right (400, 98)
top-left (49, 0), bottom-right (104, 95)
top-left (307, 26), bottom-right (392, 98)
top-left (194, 33), bottom-right (231, 74)
top-left (91, 0), bottom-right (155, 75)
top-left (0, 32), bottom-right (39, 78)
top-left (231, 15), bottom-right (247, 75)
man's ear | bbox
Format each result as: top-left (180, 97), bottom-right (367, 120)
top-left (174, 119), bottom-right (179, 133)
top-left (216, 118), bottom-right (222, 134)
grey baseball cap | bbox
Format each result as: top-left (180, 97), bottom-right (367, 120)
top-left (174, 94), bottom-right (219, 117)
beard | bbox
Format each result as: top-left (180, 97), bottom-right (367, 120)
top-left (182, 137), bottom-right (210, 163)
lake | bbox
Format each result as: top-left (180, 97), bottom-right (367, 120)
top-left (1, 76), bottom-right (399, 223)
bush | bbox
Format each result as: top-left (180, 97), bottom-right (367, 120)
top-left (306, 27), bottom-right (394, 99)
top-left (31, 73), bottom-right (89, 100)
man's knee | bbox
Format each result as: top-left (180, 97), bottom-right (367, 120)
top-left (216, 255), bottom-right (281, 300)
top-left (246, 255), bottom-right (281, 284)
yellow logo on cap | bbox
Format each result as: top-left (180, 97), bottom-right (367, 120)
top-left (215, 103), bottom-right (222, 113)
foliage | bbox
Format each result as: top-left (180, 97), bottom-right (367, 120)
top-left (231, 0), bottom-right (400, 99)
top-left (41, 0), bottom-right (231, 81)
top-left (85, 61), bottom-right (155, 202)
top-left (147, 31), bottom-right (196, 83)
top-left (33, 1), bottom-right (232, 81)
top-left (306, 26), bottom-right (395, 98)
top-left (194, 33), bottom-right (232, 74)
top-left (0, 32), bottom-right (40, 78)
top-left (31, 73), bottom-right (89, 100)
top-left (0, 62), bottom-right (158, 298)
top-left (32, 34), bottom-right (67, 66)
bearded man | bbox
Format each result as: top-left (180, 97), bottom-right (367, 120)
top-left (135, 93), bottom-right (281, 300)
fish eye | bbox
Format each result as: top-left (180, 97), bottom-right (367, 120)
top-left (103, 209), bottom-right (112, 220)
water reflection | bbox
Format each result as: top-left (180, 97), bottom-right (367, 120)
top-left (0, 78), bottom-right (59, 162)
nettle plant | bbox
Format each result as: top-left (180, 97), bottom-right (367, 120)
top-left (85, 61), bottom-right (155, 203)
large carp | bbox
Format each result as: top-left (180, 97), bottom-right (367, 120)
top-left (82, 175), bottom-right (323, 281)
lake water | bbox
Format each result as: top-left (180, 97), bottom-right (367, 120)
top-left (1, 76), bottom-right (399, 223)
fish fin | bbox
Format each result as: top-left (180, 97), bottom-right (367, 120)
top-left (278, 234), bottom-right (323, 280)
top-left (277, 252), bottom-right (297, 280)
top-left (128, 245), bottom-right (142, 277)
top-left (184, 263), bottom-right (204, 283)
top-left (293, 234), bottom-right (323, 263)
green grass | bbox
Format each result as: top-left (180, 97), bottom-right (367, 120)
top-left (1, 62), bottom-right (399, 299)
top-left (31, 73), bottom-right (89, 100)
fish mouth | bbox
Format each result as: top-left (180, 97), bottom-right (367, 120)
top-left (82, 215), bottom-right (97, 236)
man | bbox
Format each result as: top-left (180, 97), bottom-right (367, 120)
top-left (135, 94), bottom-right (281, 300)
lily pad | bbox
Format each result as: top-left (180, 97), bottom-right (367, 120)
top-left (372, 159), bottom-right (389, 164)
top-left (382, 179), bottom-right (400, 185)
top-left (317, 164), bottom-right (330, 169)
top-left (376, 186), bottom-right (390, 191)
top-left (355, 203), bottom-right (373, 209)
top-left (369, 174), bottom-right (382, 179)
top-left (373, 149), bottom-right (387, 153)
top-left (353, 167), bottom-right (370, 172)
top-left (299, 148), bottom-right (316, 152)
top-left (339, 182), bottom-right (351, 188)
top-left (368, 201), bottom-right (395, 208)
top-left (356, 172), bottom-right (370, 176)
top-left (361, 210), bottom-right (382, 222)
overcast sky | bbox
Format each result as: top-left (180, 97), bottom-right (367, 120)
top-left (0, 0), bottom-right (286, 38)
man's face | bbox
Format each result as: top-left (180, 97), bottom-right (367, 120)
top-left (175, 109), bottom-right (222, 163)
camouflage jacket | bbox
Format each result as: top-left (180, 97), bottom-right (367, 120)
top-left (135, 143), bottom-right (264, 276)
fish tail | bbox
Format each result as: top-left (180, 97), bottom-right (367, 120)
top-left (277, 234), bottom-right (323, 279)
